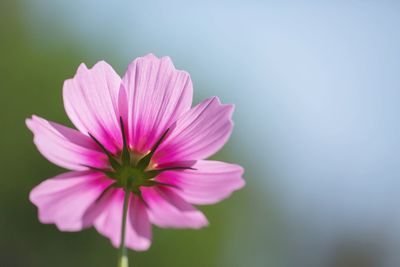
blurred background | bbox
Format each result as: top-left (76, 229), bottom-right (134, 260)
top-left (1, 1), bottom-right (400, 266)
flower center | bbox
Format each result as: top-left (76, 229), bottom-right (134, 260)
top-left (87, 117), bottom-right (192, 196)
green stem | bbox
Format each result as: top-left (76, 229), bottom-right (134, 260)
top-left (118, 188), bottom-right (131, 267)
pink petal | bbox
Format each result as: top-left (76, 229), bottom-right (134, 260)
top-left (29, 171), bottom-right (114, 231)
top-left (153, 97), bottom-right (234, 164)
top-left (120, 54), bottom-right (193, 154)
top-left (157, 160), bottom-right (245, 205)
top-left (141, 187), bottom-right (208, 229)
top-left (26, 115), bottom-right (108, 171)
top-left (127, 195), bottom-right (152, 250)
top-left (93, 189), bottom-right (122, 247)
top-left (63, 61), bottom-right (123, 154)
top-left (94, 189), bottom-right (152, 251)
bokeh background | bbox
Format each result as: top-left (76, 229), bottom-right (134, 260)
top-left (1, 1), bottom-right (400, 267)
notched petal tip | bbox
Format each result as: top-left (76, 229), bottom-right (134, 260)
top-left (210, 96), bottom-right (235, 113)
top-left (131, 53), bottom-right (190, 75)
top-left (25, 114), bottom-right (41, 128)
top-left (143, 53), bottom-right (157, 58)
top-left (25, 115), bottom-right (48, 136)
top-left (212, 97), bottom-right (235, 129)
top-left (25, 117), bottom-right (34, 132)
top-left (77, 62), bottom-right (89, 73)
top-left (204, 96), bottom-right (235, 111)
top-left (71, 60), bottom-right (119, 80)
top-left (139, 53), bottom-right (168, 63)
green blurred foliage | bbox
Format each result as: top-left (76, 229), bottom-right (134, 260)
top-left (0, 1), bottom-right (282, 266)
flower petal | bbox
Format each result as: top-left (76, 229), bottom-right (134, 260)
top-left (127, 195), bottom-right (152, 250)
top-left (141, 187), bottom-right (208, 229)
top-left (153, 97), bottom-right (234, 164)
top-left (156, 160), bottom-right (245, 205)
top-left (93, 189), bottom-right (152, 251)
top-left (26, 115), bottom-right (108, 171)
top-left (120, 54), bottom-right (193, 154)
top-left (29, 171), bottom-right (114, 231)
top-left (63, 61), bottom-right (122, 153)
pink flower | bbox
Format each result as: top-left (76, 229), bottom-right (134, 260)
top-left (27, 54), bottom-right (245, 251)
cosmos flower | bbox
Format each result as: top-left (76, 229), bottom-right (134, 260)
top-left (26, 54), bottom-right (245, 252)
